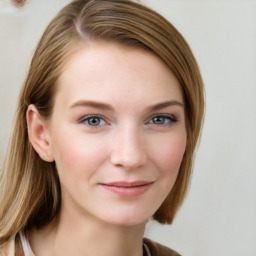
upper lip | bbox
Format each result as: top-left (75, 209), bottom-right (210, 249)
top-left (100, 181), bottom-right (154, 187)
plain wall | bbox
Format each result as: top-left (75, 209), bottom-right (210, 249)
top-left (0, 0), bottom-right (256, 255)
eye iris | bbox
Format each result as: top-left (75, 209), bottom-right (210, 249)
top-left (88, 117), bottom-right (100, 126)
top-left (153, 116), bottom-right (166, 124)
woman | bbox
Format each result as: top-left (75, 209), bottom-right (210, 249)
top-left (0, 0), bottom-right (204, 255)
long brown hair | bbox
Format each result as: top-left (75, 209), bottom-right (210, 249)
top-left (0, 0), bottom-right (204, 249)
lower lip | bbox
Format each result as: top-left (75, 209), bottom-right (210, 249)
top-left (100, 183), bottom-right (153, 197)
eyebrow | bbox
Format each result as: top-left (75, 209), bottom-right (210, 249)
top-left (69, 100), bottom-right (114, 111)
top-left (69, 100), bottom-right (183, 111)
top-left (146, 100), bottom-right (184, 112)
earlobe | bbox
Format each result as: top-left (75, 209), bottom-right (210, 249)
top-left (26, 104), bottom-right (54, 162)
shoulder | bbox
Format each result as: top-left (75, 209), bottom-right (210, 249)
top-left (143, 237), bottom-right (182, 256)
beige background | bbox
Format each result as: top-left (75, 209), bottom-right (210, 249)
top-left (1, 0), bottom-right (256, 255)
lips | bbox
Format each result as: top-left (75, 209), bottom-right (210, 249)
top-left (105, 181), bottom-right (153, 187)
top-left (99, 181), bottom-right (154, 197)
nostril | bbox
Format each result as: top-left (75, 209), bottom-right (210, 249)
top-left (110, 130), bottom-right (147, 169)
top-left (110, 149), bottom-right (147, 169)
top-left (11, 0), bottom-right (27, 8)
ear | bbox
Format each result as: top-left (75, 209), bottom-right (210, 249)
top-left (26, 104), bottom-right (54, 162)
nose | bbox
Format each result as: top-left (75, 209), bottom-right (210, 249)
top-left (110, 125), bottom-right (147, 169)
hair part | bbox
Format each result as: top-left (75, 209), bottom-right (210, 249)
top-left (0, 0), bottom-right (204, 246)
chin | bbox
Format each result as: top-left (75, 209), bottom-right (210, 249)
top-left (99, 210), bottom-right (152, 228)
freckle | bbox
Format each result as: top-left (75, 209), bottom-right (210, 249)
top-left (11, 0), bottom-right (27, 8)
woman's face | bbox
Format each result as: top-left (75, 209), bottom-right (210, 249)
top-left (47, 41), bottom-right (187, 227)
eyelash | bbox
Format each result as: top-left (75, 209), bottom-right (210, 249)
top-left (78, 115), bottom-right (107, 128)
top-left (78, 114), bottom-right (177, 128)
top-left (147, 114), bottom-right (177, 126)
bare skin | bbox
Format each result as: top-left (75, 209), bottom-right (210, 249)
top-left (27, 41), bottom-right (186, 256)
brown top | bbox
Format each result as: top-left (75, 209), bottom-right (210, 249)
top-left (143, 238), bottom-right (181, 256)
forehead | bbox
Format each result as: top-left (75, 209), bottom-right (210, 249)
top-left (55, 41), bottom-right (183, 108)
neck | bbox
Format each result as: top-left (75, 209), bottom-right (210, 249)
top-left (29, 206), bottom-right (146, 256)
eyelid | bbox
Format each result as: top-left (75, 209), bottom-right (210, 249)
top-left (77, 113), bottom-right (178, 128)
top-left (78, 114), bottom-right (109, 127)
top-left (146, 113), bottom-right (178, 125)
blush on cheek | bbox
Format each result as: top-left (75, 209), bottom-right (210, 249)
top-left (55, 141), bottom-right (103, 180)
top-left (160, 140), bottom-right (186, 175)
top-left (51, 141), bottom-right (82, 176)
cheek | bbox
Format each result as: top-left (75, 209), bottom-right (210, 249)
top-left (50, 131), bottom-right (107, 179)
top-left (153, 134), bottom-right (187, 176)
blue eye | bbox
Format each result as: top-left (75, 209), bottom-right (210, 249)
top-left (79, 115), bottom-right (106, 127)
top-left (149, 115), bottom-right (177, 125)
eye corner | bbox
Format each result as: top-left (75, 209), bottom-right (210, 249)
top-left (78, 114), bottom-right (109, 128)
top-left (146, 114), bottom-right (178, 126)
